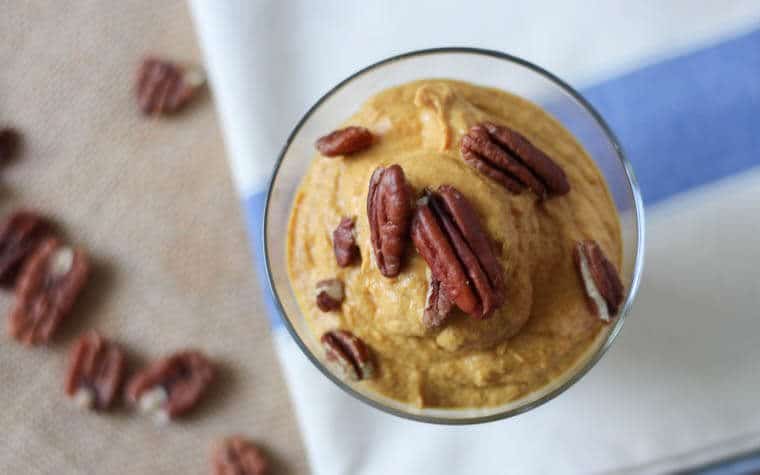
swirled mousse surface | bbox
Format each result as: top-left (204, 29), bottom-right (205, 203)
top-left (286, 79), bottom-right (622, 408)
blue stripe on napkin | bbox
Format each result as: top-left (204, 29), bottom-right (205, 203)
top-left (243, 190), bottom-right (284, 328)
top-left (679, 448), bottom-right (760, 475)
top-left (583, 28), bottom-right (760, 205)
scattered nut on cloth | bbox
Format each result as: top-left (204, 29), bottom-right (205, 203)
top-left (212, 435), bottom-right (270, 475)
top-left (0, 2), bottom-right (307, 473)
top-left (64, 330), bottom-right (125, 411)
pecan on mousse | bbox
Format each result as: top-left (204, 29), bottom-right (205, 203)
top-left (315, 126), bottom-right (374, 157)
top-left (411, 185), bottom-right (505, 320)
top-left (573, 240), bottom-right (624, 322)
top-left (320, 330), bottom-right (375, 382)
top-left (315, 278), bottom-right (344, 312)
top-left (423, 272), bottom-right (453, 329)
top-left (367, 164), bottom-right (413, 278)
top-left (460, 122), bottom-right (570, 198)
top-left (332, 217), bottom-right (359, 267)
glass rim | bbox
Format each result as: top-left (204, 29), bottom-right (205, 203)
top-left (263, 47), bottom-right (646, 425)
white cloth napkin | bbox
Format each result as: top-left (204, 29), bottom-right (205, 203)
top-left (188, 1), bottom-right (760, 473)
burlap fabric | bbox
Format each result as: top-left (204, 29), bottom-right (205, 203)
top-left (0, 1), bottom-right (307, 473)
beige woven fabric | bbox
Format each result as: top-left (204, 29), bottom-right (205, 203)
top-left (0, 1), bottom-right (307, 473)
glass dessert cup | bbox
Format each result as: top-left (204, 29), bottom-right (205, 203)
top-left (264, 48), bottom-right (645, 425)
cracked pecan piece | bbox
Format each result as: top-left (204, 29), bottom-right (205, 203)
top-left (423, 275), bottom-right (453, 329)
top-left (332, 217), bottom-right (359, 267)
top-left (136, 57), bottom-right (205, 116)
top-left (460, 122), bottom-right (570, 198)
top-left (367, 164), bottom-right (413, 277)
top-left (315, 126), bottom-right (374, 157)
top-left (212, 436), bottom-right (270, 475)
top-left (125, 350), bottom-right (214, 423)
top-left (65, 331), bottom-right (125, 411)
top-left (0, 210), bottom-right (53, 288)
top-left (8, 237), bottom-right (89, 345)
top-left (412, 185), bottom-right (505, 319)
top-left (321, 330), bottom-right (375, 382)
top-left (573, 240), bottom-right (624, 322)
top-left (315, 278), bottom-right (344, 312)
top-left (0, 127), bottom-right (20, 164)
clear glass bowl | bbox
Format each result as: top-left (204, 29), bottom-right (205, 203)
top-left (263, 48), bottom-right (645, 424)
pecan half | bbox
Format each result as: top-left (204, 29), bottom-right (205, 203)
top-left (136, 57), bottom-right (205, 116)
top-left (423, 274), bottom-right (453, 329)
top-left (65, 331), bottom-right (125, 411)
top-left (316, 278), bottom-right (344, 312)
top-left (367, 164), bottom-right (413, 277)
top-left (460, 122), bottom-right (570, 198)
top-left (315, 126), bottom-right (374, 157)
top-left (573, 240), bottom-right (624, 322)
top-left (320, 330), bottom-right (375, 382)
top-left (125, 350), bottom-right (214, 423)
top-left (0, 210), bottom-right (52, 287)
top-left (411, 185), bottom-right (505, 319)
top-left (8, 238), bottom-right (89, 345)
top-left (0, 127), bottom-right (20, 163)
top-left (332, 217), bottom-right (359, 267)
top-left (212, 436), bottom-right (269, 475)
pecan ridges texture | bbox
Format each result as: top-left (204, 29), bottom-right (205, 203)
top-left (461, 122), bottom-right (570, 198)
top-left (8, 237), bottom-right (89, 345)
top-left (0, 210), bottom-right (52, 287)
top-left (136, 57), bottom-right (204, 116)
top-left (65, 331), bottom-right (125, 410)
top-left (125, 350), bottom-right (214, 421)
top-left (367, 164), bottom-right (413, 278)
top-left (573, 240), bottom-right (624, 322)
top-left (321, 330), bottom-right (375, 382)
top-left (412, 185), bottom-right (505, 319)
top-left (423, 276), bottom-right (452, 328)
